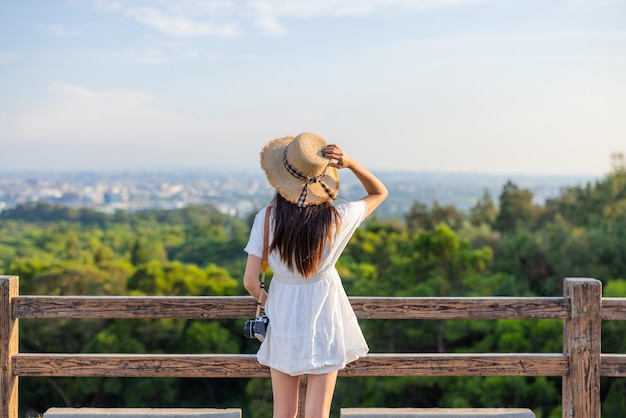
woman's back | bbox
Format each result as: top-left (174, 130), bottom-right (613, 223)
top-left (246, 199), bottom-right (367, 279)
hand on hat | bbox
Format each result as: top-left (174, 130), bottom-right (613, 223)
top-left (322, 144), bottom-right (352, 169)
top-left (323, 142), bottom-right (388, 217)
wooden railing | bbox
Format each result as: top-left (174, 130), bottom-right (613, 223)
top-left (2, 275), bottom-right (626, 418)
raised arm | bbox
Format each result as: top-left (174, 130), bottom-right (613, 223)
top-left (323, 144), bottom-right (388, 218)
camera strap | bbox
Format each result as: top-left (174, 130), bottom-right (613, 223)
top-left (256, 205), bottom-right (272, 318)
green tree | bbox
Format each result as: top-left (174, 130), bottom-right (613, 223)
top-left (430, 201), bottom-right (465, 231)
top-left (406, 201), bottom-right (431, 234)
top-left (170, 224), bottom-right (249, 268)
top-left (130, 237), bottom-right (168, 266)
top-left (469, 190), bottom-right (498, 227)
top-left (494, 181), bottom-right (542, 233)
top-left (127, 261), bottom-right (237, 296)
top-left (348, 224), bottom-right (506, 357)
top-left (340, 217), bottom-right (406, 296)
top-left (405, 201), bottom-right (465, 234)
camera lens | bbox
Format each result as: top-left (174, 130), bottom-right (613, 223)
top-left (243, 320), bottom-right (254, 338)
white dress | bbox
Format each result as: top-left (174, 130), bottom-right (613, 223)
top-left (244, 200), bottom-right (369, 376)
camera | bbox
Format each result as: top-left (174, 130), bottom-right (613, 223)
top-left (243, 315), bottom-right (269, 342)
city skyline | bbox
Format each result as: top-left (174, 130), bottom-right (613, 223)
top-left (1, 1), bottom-right (625, 175)
top-left (0, 167), bottom-right (599, 221)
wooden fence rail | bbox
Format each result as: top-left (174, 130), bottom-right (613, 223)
top-left (2, 275), bottom-right (626, 418)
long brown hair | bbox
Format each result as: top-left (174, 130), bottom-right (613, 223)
top-left (270, 193), bottom-right (341, 278)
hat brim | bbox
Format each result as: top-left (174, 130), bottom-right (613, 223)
top-left (260, 136), bottom-right (339, 206)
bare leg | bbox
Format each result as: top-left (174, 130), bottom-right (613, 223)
top-left (270, 368), bottom-right (301, 418)
top-left (304, 371), bottom-right (338, 418)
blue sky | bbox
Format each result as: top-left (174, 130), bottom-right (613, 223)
top-left (1, 0), bottom-right (625, 175)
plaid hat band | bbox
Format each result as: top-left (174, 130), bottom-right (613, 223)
top-left (283, 149), bottom-right (336, 207)
top-left (260, 133), bottom-right (339, 206)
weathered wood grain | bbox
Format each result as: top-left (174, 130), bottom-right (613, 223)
top-left (601, 354), bottom-right (626, 377)
top-left (12, 353), bottom-right (567, 378)
top-left (562, 278), bottom-right (602, 418)
top-left (13, 354), bottom-right (269, 378)
top-left (601, 298), bottom-right (626, 320)
top-left (12, 296), bottom-right (259, 319)
top-left (349, 297), bottom-right (569, 319)
top-left (342, 353), bottom-right (568, 377)
top-left (13, 295), bottom-right (625, 320)
top-left (13, 296), bottom-right (569, 320)
top-left (0, 276), bottom-right (19, 418)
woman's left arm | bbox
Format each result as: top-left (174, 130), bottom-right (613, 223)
top-left (243, 254), bottom-right (267, 304)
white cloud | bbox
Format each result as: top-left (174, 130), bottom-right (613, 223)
top-left (248, 0), bottom-right (477, 33)
top-left (38, 24), bottom-right (81, 38)
top-left (0, 113), bottom-right (7, 123)
top-left (91, 0), bottom-right (481, 37)
top-left (123, 7), bottom-right (241, 37)
top-left (95, 0), bottom-right (242, 37)
top-left (247, 0), bottom-right (470, 18)
top-left (249, 2), bottom-right (287, 35)
top-left (8, 83), bottom-right (194, 147)
top-left (0, 82), bottom-right (285, 170)
top-left (94, 0), bottom-right (123, 12)
top-left (88, 47), bottom-right (222, 65)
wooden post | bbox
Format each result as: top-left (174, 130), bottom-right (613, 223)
top-left (1, 276), bottom-right (19, 418)
top-left (297, 376), bottom-right (307, 418)
top-left (562, 278), bottom-right (601, 418)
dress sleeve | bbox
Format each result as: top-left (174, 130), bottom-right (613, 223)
top-left (331, 200), bottom-right (368, 253)
top-left (336, 200), bottom-right (367, 233)
top-left (243, 206), bottom-right (268, 259)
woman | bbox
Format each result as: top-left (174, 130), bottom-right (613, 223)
top-left (243, 132), bottom-right (388, 418)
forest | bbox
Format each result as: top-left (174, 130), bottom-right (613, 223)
top-left (1, 155), bottom-right (625, 418)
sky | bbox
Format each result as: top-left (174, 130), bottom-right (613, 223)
top-left (0, 0), bottom-right (625, 176)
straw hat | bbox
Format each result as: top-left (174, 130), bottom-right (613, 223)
top-left (260, 132), bottom-right (339, 207)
